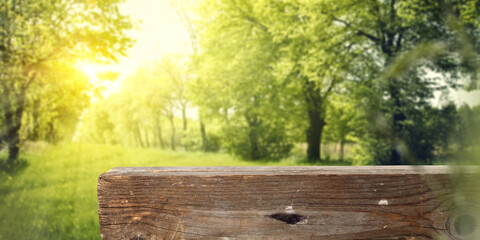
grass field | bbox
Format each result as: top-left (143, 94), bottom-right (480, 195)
top-left (0, 143), bottom-right (342, 239)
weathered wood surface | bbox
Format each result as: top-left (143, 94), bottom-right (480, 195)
top-left (97, 166), bottom-right (479, 240)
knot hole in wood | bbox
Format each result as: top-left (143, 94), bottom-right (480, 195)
top-left (268, 213), bottom-right (306, 225)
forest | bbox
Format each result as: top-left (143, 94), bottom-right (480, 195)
top-left (1, 0), bottom-right (480, 168)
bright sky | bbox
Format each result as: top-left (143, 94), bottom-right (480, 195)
top-left (446, 89), bottom-right (480, 106)
top-left (118, 0), bottom-right (190, 72)
top-left (83, 0), bottom-right (190, 95)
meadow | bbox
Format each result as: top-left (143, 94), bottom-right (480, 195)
top-left (0, 143), bottom-right (339, 239)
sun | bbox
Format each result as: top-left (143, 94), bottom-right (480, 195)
top-left (77, 61), bottom-right (122, 96)
top-left (78, 61), bottom-right (102, 83)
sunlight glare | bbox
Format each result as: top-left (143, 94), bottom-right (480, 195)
top-left (77, 61), bottom-right (122, 96)
top-left (78, 62), bottom-right (101, 83)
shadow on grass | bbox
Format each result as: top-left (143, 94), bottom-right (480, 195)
top-left (0, 157), bottom-right (30, 177)
top-left (0, 157), bottom-right (30, 196)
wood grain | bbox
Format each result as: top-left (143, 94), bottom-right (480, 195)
top-left (97, 166), bottom-right (479, 239)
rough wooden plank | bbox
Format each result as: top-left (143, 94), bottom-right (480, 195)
top-left (97, 166), bottom-right (479, 239)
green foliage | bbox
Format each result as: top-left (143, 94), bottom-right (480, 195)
top-left (0, 0), bottom-right (132, 162)
top-left (314, 0), bottom-right (480, 164)
top-left (323, 93), bottom-right (365, 161)
top-left (190, 0), bottom-right (351, 160)
top-left (181, 127), bottom-right (203, 151)
top-left (397, 104), bottom-right (459, 164)
top-left (77, 55), bottom-right (192, 150)
top-left (222, 121), bottom-right (293, 160)
top-left (183, 127), bottom-right (221, 152)
top-left (349, 144), bottom-right (376, 166)
top-left (178, 0), bottom-right (480, 163)
top-left (78, 99), bottom-right (118, 145)
top-left (20, 60), bottom-right (92, 143)
top-left (204, 133), bottom-right (222, 152)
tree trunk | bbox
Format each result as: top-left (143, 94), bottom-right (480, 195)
top-left (249, 128), bottom-right (260, 160)
top-left (169, 114), bottom-right (176, 151)
top-left (340, 140), bottom-right (345, 161)
top-left (380, 40), bottom-right (406, 165)
top-left (31, 98), bottom-right (40, 141)
top-left (155, 117), bottom-right (165, 149)
top-left (5, 88), bottom-right (27, 164)
top-left (306, 111), bottom-right (324, 162)
top-left (199, 114), bottom-right (208, 152)
top-left (143, 129), bottom-right (150, 147)
top-left (389, 78), bottom-right (406, 165)
top-left (181, 103), bottom-right (188, 151)
top-left (182, 103), bottom-right (187, 131)
top-left (303, 78), bottom-right (326, 162)
top-left (157, 126), bottom-right (165, 149)
top-left (245, 113), bottom-right (261, 160)
top-left (47, 120), bottom-right (56, 143)
top-left (6, 101), bottom-right (22, 164)
top-left (134, 124), bottom-right (144, 147)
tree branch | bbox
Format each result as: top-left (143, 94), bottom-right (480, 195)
top-left (244, 16), bottom-right (268, 32)
top-left (332, 17), bottom-right (380, 43)
top-left (232, 0), bottom-right (268, 32)
top-left (322, 76), bottom-right (338, 100)
top-left (395, 32), bottom-right (403, 52)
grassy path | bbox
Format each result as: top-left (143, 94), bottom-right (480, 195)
top-left (0, 143), bottom-right (327, 239)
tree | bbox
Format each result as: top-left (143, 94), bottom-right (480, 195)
top-left (22, 60), bottom-right (92, 143)
top-left (146, 56), bottom-right (191, 151)
top-left (0, 0), bottom-right (132, 164)
top-left (318, 0), bottom-right (480, 164)
top-left (267, 1), bottom-right (361, 162)
top-left (77, 98), bottom-right (119, 145)
top-left (170, 0), bottom-right (215, 153)
top-left (158, 56), bottom-right (190, 132)
top-left (323, 94), bottom-right (363, 161)
top-left (190, 0), bottom-right (304, 160)
top-left (190, 28), bottom-right (294, 159)
top-left (78, 58), bottom-right (192, 151)
top-left (191, 0), bottom-right (355, 161)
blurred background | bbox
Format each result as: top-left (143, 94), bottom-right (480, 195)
top-left (0, 0), bottom-right (479, 239)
